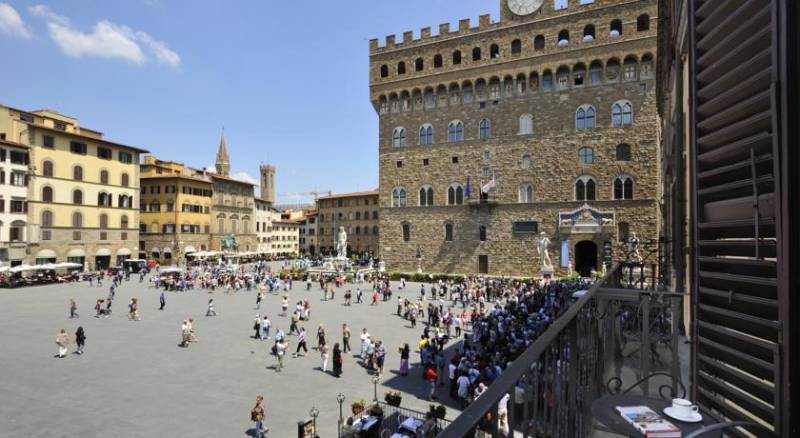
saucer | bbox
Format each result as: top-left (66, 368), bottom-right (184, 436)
top-left (663, 407), bottom-right (703, 423)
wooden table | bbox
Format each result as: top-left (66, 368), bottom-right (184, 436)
top-left (591, 394), bottom-right (720, 437)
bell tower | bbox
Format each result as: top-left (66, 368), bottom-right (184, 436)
top-left (215, 130), bottom-right (231, 176)
top-left (259, 164), bottom-right (276, 204)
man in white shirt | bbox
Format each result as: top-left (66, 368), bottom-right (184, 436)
top-left (498, 392), bottom-right (511, 436)
top-left (359, 328), bottom-right (370, 359)
top-left (456, 374), bottom-right (471, 408)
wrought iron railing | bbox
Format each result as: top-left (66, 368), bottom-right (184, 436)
top-left (349, 401), bottom-right (451, 437)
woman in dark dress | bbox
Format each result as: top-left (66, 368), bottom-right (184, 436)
top-left (332, 343), bottom-right (343, 377)
top-left (75, 326), bottom-right (86, 355)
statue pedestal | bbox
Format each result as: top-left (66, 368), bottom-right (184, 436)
top-left (378, 261), bottom-right (386, 274)
top-left (415, 258), bottom-right (422, 274)
top-left (541, 266), bottom-right (555, 278)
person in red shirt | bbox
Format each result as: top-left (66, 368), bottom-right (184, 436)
top-left (426, 366), bottom-right (438, 400)
top-left (371, 289), bottom-right (379, 306)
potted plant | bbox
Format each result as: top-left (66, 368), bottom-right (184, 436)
top-left (351, 399), bottom-right (366, 415)
top-left (384, 391), bottom-right (402, 407)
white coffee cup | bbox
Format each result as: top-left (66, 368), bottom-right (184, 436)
top-left (671, 398), bottom-right (699, 418)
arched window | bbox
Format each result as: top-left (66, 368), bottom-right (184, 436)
top-left (73, 165), bottom-right (83, 181)
top-left (397, 61), bottom-right (406, 75)
top-left (534, 35), bottom-right (545, 50)
top-left (521, 155), bottom-right (532, 169)
top-left (42, 186), bottom-right (54, 202)
top-left (433, 54), bottom-right (443, 68)
top-left (511, 39), bottom-right (522, 55)
top-left (452, 50), bottom-right (462, 65)
top-left (575, 176), bottom-right (597, 201)
top-left (589, 60), bottom-right (603, 84)
top-left (576, 105), bottom-right (596, 130)
top-left (623, 56), bottom-right (638, 80)
top-left (415, 57), bottom-right (424, 72)
top-left (583, 24), bottom-right (595, 41)
top-left (355, 226), bottom-right (361, 235)
top-left (99, 213), bottom-right (108, 229)
top-left (392, 127), bottom-right (407, 147)
top-left (444, 223), bottom-right (453, 242)
top-left (578, 147), bottom-right (594, 164)
top-left (372, 225), bottom-right (378, 235)
top-left (618, 222), bottom-right (630, 241)
top-left (612, 101), bottom-right (633, 127)
top-left (447, 185), bottom-right (464, 205)
top-left (616, 144), bottom-right (632, 161)
top-left (380, 64), bottom-right (389, 78)
top-left (41, 210), bottom-right (54, 227)
top-left (355, 212), bottom-right (361, 220)
top-left (542, 70), bottom-right (553, 92)
top-left (419, 124), bottom-right (434, 145)
top-left (42, 161), bottom-right (54, 177)
top-left (490, 44), bottom-right (500, 58)
top-left (121, 173), bottom-right (129, 187)
top-left (519, 183), bottom-right (534, 203)
top-left (72, 212), bottom-right (83, 227)
top-left (558, 29), bottom-right (570, 47)
top-left (614, 175), bottom-right (634, 199)
top-left (479, 119), bottom-right (491, 140)
top-left (72, 189), bottom-right (83, 205)
top-left (519, 114), bottom-right (534, 135)
top-left (554, 0), bottom-right (568, 10)
top-left (98, 192), bottom-right (112, 207)
top-left (472, 47), bottom-right (481, 61)
top-left (402, 223), bottom-right (411, 242)
top-left (637, 14), bottom-right (650, 31)
top-left (100, 170), bottom-right (109, 184)
top-left (610, 19), bottom-right (622, 37)
top-left (419, 185), bottom-right (434, 206)
top-left (641, 53), bottom-right (655, 79)
top-left (392, 188), bottom-right (407, 208)
top-left (121, 215), bottom-right (129, 229)
top-left (373, 211), bottom-right (378, 220)
top-left (448, 121), bottom-right (464, 142)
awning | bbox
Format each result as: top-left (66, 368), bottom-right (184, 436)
top-left (116, 248), bottom-right (132, 256)
top-left (163, 247), bottom-right (172, 253)
top-left (96, 248), bottom-right (112, 256)
top-left (150, 247), bottom-right (160, 253)
top-left (36, 249), bottom-right (57, 258)
top-left (184, 245), bottom-right (197, 254)
top-left (67, 248), bottom-right (86, 257)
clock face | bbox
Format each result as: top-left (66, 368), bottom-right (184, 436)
top-left (508, 0), bottom-right (544, 16)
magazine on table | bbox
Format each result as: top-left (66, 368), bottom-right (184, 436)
top-left (615, 405), bottom-right (682, 437)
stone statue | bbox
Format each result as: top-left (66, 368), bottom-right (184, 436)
top-left (336, 226), bottom-right (348, 259)
top-left (537, 232), bottom-right (553, 270)
top-left (628, 232), bottom-right (642, 262)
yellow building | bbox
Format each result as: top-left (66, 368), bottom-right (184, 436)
top-left (0, 103), bottom-right (146, 268)
top-left (139, 156), bottom-right (213, 263)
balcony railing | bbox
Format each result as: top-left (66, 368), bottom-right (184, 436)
top-left (438, 263), bottom-right (685, 437)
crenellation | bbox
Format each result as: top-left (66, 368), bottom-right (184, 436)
top-left (459, 18), bottom-right (471, 31)
top-left (370, 38), bottom-right (379, 51)
top-left (439, 23), bottom-right (450, 36)
top-left (420, 27), bottom-right (431, 39)
top-left (386, 35), bottom-right (396, 48)
top-left (479, 14), bottom-right (491, 27)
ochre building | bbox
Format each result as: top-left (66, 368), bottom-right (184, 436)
top-left (316, 190), bottom-right (379, 257)
top-left (370, 0), bottom-right (659, 276)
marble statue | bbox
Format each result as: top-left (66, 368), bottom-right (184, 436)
top-left (538, 232), bottom-right (553, 270)
top-left (628, 232), bottom-right (642, 262)
top-left (336, 226), bottom-right (348, 259)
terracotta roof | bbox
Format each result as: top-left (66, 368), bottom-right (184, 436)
top-left (140, 174), bottom-right (212, 184)
top-left (25, 122), bottom-right (149, 153)
top-left (317, 189), bottom-right (379, 200)
top-left (209, 173), bottom-right (255, 186)
top-left (0, 139), bottom-right (30, 149)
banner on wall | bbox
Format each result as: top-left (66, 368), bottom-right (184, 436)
top-left (560, 240), bottom-right (570, 267)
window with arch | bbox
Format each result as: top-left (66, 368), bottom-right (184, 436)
top-left (98, 192), bottom-right (112, 207)
top-left (637, 14), bottom-right (650, 31)
top-left (447, 185), bottom-right (464, 205)
top-left (373, 211), bottom-right (378, 220)
top-left (542, 71), bottom-right (553, 92)
top-left (121, 173), bottom-right (129, 187)
top-left (100, 170), bottom-right (109, 184)
top-left (490, 44), bottom-right (500, 58)
top-left (521, 155), bottom-right (532, 169)
top-left (372, 225), bottom-right (378, 235)
top-left (519, 183), bottom-right (534, 203)
top-left (419, 124), bottom-right (433, 145)
top-left (578, 147), bottom-right (594, 164)
top-left (392, 127), bottom-right (407, 147)
top-left (583, 24), bottom-right (595, 41)
top-left (479, 119), bottom-right (491, 140)
top-left (558, 29), bottom-right (570, 47)
top-left (355, 226), bottom-right (361, 235)
top-left (415, 57), bottom-right (424, 72)
top-left (518, 114), bottom-right (533, 135)
top-left (72, 211), bottom-right (83, 229)
top-left (610, 19), bottom-right (622, 37)
top-left (402, 223), bottom-right (410, 242)
top-left (589, 61), bottom-right (603, 84)
top-left (41, 210), bottom-right (53, 240)
top-left (121, 215), bottom-right (129, 229)
top-left (419, 185), bottom-right (434, 206)
top-left (380, 64), bottom-right (389, 78)
top-left (392, 188), bottom-right (407, 208)
top-left (511, 39), bottom-right (522, 55)
top-left (452, 50), bottom-right (462, 65)
top-left (576, 105), bottom-right (596, 130)
top-left (448, 121), bottom-right (464, 142)
top-left (612, 101), bottom-right (633, 127)
top-left (433, 54), bottom-right (443, 68)
top-left (99, 213), bottom-right (108, 230)
top-left (397, 61), bottom-right (406, 75)
top-left (616, 144), bottom-right (632, 161)
top-left (623, 57), bottom-right (638, 80)
top-left (554, 0), bottom-right (568, 10)
top-left (42, 161), bottom-right (54, 177)
top-left (73, 189), bottom-right (83, 205)
top-left (472, 47), bottom-right (481, 61)
top-left (613, 175), bottom-right (634, 199)
top-left (42, 186), bottom-right (54, 202)
top-left (575, 176), bottom-right (597, 201)
top-left (444, 223), bottom-right (453, 242)
top-left (534, 35), bottom-right (545, 50)
top-left (73, 165), bottom-right (83, 181)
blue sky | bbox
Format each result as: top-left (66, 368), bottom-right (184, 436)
top-left (0, 0), bottom-right (496, 205)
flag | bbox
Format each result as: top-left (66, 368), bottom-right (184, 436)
top-left (481, 175), bottom-right (496, 194)
top-left (465, 176), bottom-right (472, 199)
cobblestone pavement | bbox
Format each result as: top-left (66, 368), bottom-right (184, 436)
top-left (0, 264), bottom-right (465, 438)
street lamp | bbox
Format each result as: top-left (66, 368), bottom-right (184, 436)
top-left (336, 393), bottom-right (346, 438)
top-left (372, 375), bottom-right (380, 402)
top-left (309, 406), bottom-right (320, 436)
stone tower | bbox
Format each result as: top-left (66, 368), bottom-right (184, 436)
top-left (215, 131), bottom-right (230, 176)
top-left (259, 164), bottom-right (276, 204)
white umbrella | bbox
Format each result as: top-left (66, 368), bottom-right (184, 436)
top-left (0, 266), bottom-right (9, 273)
top-left (10, 264), bottom-right (35, 273)
top-left (160, 266), bottom-right (183, 274)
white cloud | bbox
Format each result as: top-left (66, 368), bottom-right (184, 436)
top-left (29, 4), bottom-right (179, 67)
top-left (0, 3), bottom-right (31, 39)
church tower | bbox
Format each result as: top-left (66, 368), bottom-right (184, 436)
top-left (259, 164), bottom-right (276, 204)
top-left (215, 130), bottom-right (230, 176)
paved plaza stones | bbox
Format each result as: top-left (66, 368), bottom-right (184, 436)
top-left (0, 264), bottom-right (462, 437)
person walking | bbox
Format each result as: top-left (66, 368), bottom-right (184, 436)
top-left (74, 326), bottom-right (86, 355)
top-left (294, 327), bottom-right (308, 357)
top-left (255, 291), bottom-right (263, 310)
top-left (359, 328), bottom-right (370, 360)
top-left (342, 324), bottom-right (351, 353)
top-left (55, 329), bottom-right (69, 358)
top-left (180, 320), bottom-right (191, 348)
top-left (332, 343), bottom-right (343, 377)
top-left (261, 316), bottom-right (270, 340)
top-left (316, 324), bottom-right (326, 350)
top-left (375, 341), bottom-right (386, 376)
top-left (69, 299), bottom-right (79, 319)
top-left (399, 343), bottom-right (410, 376)
top-left (251, 396), bottom-right (266, 438)
top-left (206, 299), bottom-right (217, 316)
top-left (320, 342), bottom-right (330, 373)
top-left (159, 292), bottom-right (166, 311)
top-left (426, 365), bottom-right (438, 401)
top-left (253, 315), bottom-right (262, 339)
top-left (275, 339), bottom-right (288, 372)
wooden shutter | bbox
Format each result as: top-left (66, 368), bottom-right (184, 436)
top-left (689, 0), bottom-right (796, 435)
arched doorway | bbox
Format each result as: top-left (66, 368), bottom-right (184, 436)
top-left (575, 240), bottom-right (598, 277)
